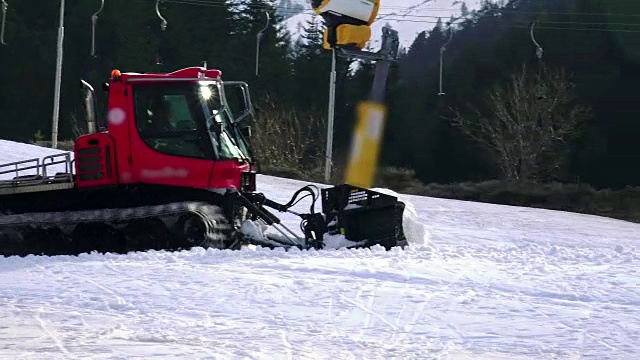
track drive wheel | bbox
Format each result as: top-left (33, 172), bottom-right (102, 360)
top-left (171, 213), bottom-right (229, 250)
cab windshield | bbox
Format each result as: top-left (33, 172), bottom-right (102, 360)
top-left (132, 81), bottom-right (249, 161)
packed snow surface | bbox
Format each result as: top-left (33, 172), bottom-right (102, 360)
top-left (1, 139), bottom-right (639, 359)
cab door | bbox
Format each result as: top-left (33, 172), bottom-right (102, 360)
top-left (127, 82), bottom-right (216, 189)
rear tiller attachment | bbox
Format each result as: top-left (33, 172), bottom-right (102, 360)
top-left (240, 184), bottom-right (407, 250)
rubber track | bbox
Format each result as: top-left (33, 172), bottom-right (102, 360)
top-left (0, 201), bottom-right (232, 243)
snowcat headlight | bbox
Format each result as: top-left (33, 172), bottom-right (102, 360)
top-left (241, 171), bottom-right (256, 192)
top-left (199, 85), bottom-right (213, 100)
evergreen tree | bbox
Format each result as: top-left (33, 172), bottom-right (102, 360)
top-left (291, 15), bottom-right (332, 111)
top-left (461, 2), bottom-right (470, 17)
top-left (225, 0), bottom-right (294, 105)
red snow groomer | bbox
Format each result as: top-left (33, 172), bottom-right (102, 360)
top-left (0, 67), bottom-right (406, 257)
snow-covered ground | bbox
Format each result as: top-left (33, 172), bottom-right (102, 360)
top-left (0, 139), bottom-right (639, 359)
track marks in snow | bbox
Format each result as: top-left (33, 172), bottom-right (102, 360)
top-left (0, 245), bottom-right (638, 359)
top-left (0, 204), bottom-right (638, 359)
top-left (33, 310), bottom-right (73, 357)
top-left (339, 290), bottom-right (400, 332)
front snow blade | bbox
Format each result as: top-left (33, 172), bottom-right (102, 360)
top-left (321, 184), bottom-right (407, 250)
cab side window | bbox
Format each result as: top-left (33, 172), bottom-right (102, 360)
top-left (133, 86), bottom-right (213, 159)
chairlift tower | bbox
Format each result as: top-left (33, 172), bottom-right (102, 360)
top-left (51, 0), bottom-right (65, 149)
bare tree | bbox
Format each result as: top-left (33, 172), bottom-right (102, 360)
top-left (250, 95), bottom-right (327, 176)
top-left (449, 63), bottom-right (592, 181)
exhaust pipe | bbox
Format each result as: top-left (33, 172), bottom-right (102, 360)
top-left (81, 79), bottom-right (98, 134)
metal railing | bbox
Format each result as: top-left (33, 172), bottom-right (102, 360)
top-left (0, 153), bottom-right (74, 187)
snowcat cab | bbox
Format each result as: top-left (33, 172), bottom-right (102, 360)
top-left (0, 66), bottom-right (407, 257)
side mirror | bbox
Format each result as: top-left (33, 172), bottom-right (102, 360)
top-left (223, 81), bottom-right (254, 123)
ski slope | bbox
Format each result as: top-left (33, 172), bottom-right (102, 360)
top-left (0, 140), bottom-right (639, 359)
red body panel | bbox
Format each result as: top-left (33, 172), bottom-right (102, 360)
top-left (73, 132), bottom-right (118, 188)
top-left (127, 130), bottom-right (215, 188)
top-left (129, 67), bottom-right (222, 79)
top-left (210, 161), bottom-right (250, 190)
top-left (82, 66), bottom-right (250, 191)
top-left (104, 78), bottom-right (135, 185)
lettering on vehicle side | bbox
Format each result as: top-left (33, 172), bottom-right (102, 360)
top-left (140, 167), bottom-right (189, 179)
